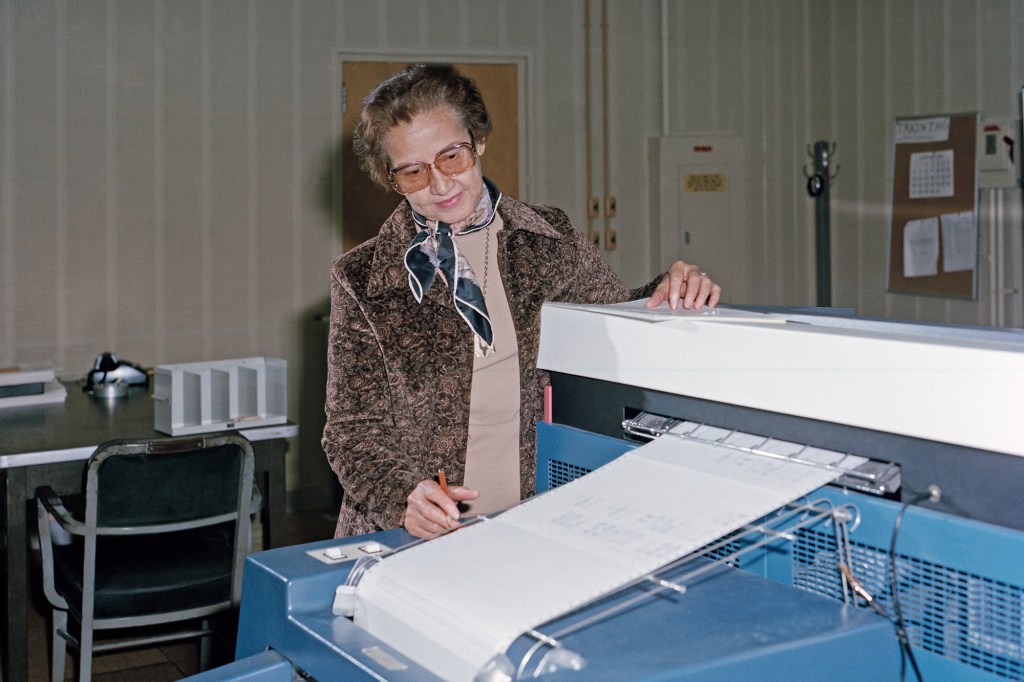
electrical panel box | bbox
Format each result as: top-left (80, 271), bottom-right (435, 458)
top-left (977, 117), bottom-right (1020, 189)
top-left (648, 136), bottom-right (748, 303)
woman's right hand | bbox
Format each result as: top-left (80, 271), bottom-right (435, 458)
top-left (403, 479), bottom-right (480, 538)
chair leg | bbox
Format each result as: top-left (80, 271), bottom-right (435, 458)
top-left (50, 609), bottom-right (68, 682)
top-left (199, 618), bottom-right (213, 671)
top-left (78, 618), bottom-right (93, 682)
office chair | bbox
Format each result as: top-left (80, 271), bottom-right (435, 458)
top-left (36, 433), bottom-right (255, 682)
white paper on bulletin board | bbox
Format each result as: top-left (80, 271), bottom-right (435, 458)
top-left (940, 211), bottom-right (977, 273)
top-left (903, 217), bottom-right (939, 277)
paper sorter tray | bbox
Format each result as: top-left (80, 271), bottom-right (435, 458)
top-left (153, 357), bottom-right (286, 435)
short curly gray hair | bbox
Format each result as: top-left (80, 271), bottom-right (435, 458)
top-left (353, 64), bottom-right (492, 190)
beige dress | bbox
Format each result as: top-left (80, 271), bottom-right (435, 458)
top-left (454, 214), bottom-right (521, 515)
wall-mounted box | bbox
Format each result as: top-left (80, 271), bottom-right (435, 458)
top-left (977, 117), bottom-right (1021, 189)
top-left (153, 357), bottom-right (287, 436)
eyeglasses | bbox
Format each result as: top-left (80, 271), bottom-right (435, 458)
top-left (388, 142), bottom-right (478, 194)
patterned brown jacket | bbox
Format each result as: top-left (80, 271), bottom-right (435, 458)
top-left (323, 194), bottom-right (660, 537)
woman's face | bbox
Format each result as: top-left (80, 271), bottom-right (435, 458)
top-left (383, 107), bottom-right (486, 228)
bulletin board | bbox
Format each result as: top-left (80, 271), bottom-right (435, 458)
top-left (887, 113), bottom-right (978, 299)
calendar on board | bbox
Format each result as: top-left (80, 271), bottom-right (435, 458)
top-left (908, 150), bottom-right (954, 199)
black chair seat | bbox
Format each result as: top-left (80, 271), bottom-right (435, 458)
top-left (52, 525), bottom-right (235, 620)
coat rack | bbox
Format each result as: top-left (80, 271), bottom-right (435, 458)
top-left (804, 141), bottom-right (839, 307)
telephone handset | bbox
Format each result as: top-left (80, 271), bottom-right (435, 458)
top-left (84, 351), bottom-right (149, 393)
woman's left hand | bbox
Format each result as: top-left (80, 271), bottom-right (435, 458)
top-left (645, 261), bottom-right (721, 310)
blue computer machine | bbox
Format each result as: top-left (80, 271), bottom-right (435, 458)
top-left (192, 303), bottom-right (1024, 682)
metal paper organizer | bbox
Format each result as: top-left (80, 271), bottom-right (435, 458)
top-left (153, 357), bottom-right (287, 435)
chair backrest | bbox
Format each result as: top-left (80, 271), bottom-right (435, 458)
top-left (87, 435), bottom-right (252, 530)
top-left (80, 433), bottom-right (255, 607)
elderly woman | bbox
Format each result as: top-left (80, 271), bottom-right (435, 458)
top-left (323, 64), bottom-right (720, 539)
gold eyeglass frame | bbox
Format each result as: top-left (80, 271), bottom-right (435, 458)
top-left (387, 140), bottom-right (479, 195)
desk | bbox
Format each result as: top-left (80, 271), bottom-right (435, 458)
top-left (0, 382), bottom-right (296, 682)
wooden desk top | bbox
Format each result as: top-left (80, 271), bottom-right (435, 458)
top-left (0, 380), bottom-right (296, 467)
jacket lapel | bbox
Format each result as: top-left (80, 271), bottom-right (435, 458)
top-left (365, 203), bottom-right (453, 311)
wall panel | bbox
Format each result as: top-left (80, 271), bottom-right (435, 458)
top-left (113, 1), bottom-right (158, 353)
top-left (829, 1), bottom-right (859, 310)
top-left (206, 0), bottom-right (251, 360)
top-left (853, 2), bottom-right (891, 317)
top-left (12, 1), bottom-right (61, 361)
top-left (64, 1), bottom-right (112, 359)
top-left (160, 0), bottom-right (205, 362)
top-left (1, 0), bottom-right (12, 358)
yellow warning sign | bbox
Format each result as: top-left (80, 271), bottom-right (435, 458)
top-left (684, 173), bottom-right (727, 192)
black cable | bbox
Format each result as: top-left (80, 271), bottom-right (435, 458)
top-left (840, 487), bottom-right (937, 681)
top-left (888, 491), bottom-right (933, 682)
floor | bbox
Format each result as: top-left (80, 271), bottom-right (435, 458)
top-left (26, 507), bottom-right (338, 682)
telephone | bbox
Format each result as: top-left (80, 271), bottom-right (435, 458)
top-left (84, 352), bottom-right (149, 392)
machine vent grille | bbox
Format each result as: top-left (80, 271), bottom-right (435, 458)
top-left (547, 460), bottom-right (593, 490)
top-left (794, 528), bottom-right (1024, 681)
top-left (699, 541), bottom-right (744, 568)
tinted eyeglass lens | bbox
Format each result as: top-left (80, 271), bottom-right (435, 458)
top-left (392, 165), bottom-right (428, 193)
top-left (391, 144), bottom-right (476, 194)
top-left (435, 145), bottom-right (475, 175)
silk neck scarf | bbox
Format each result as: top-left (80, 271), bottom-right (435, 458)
top-left (404, 178), bottom-right (502, 348)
